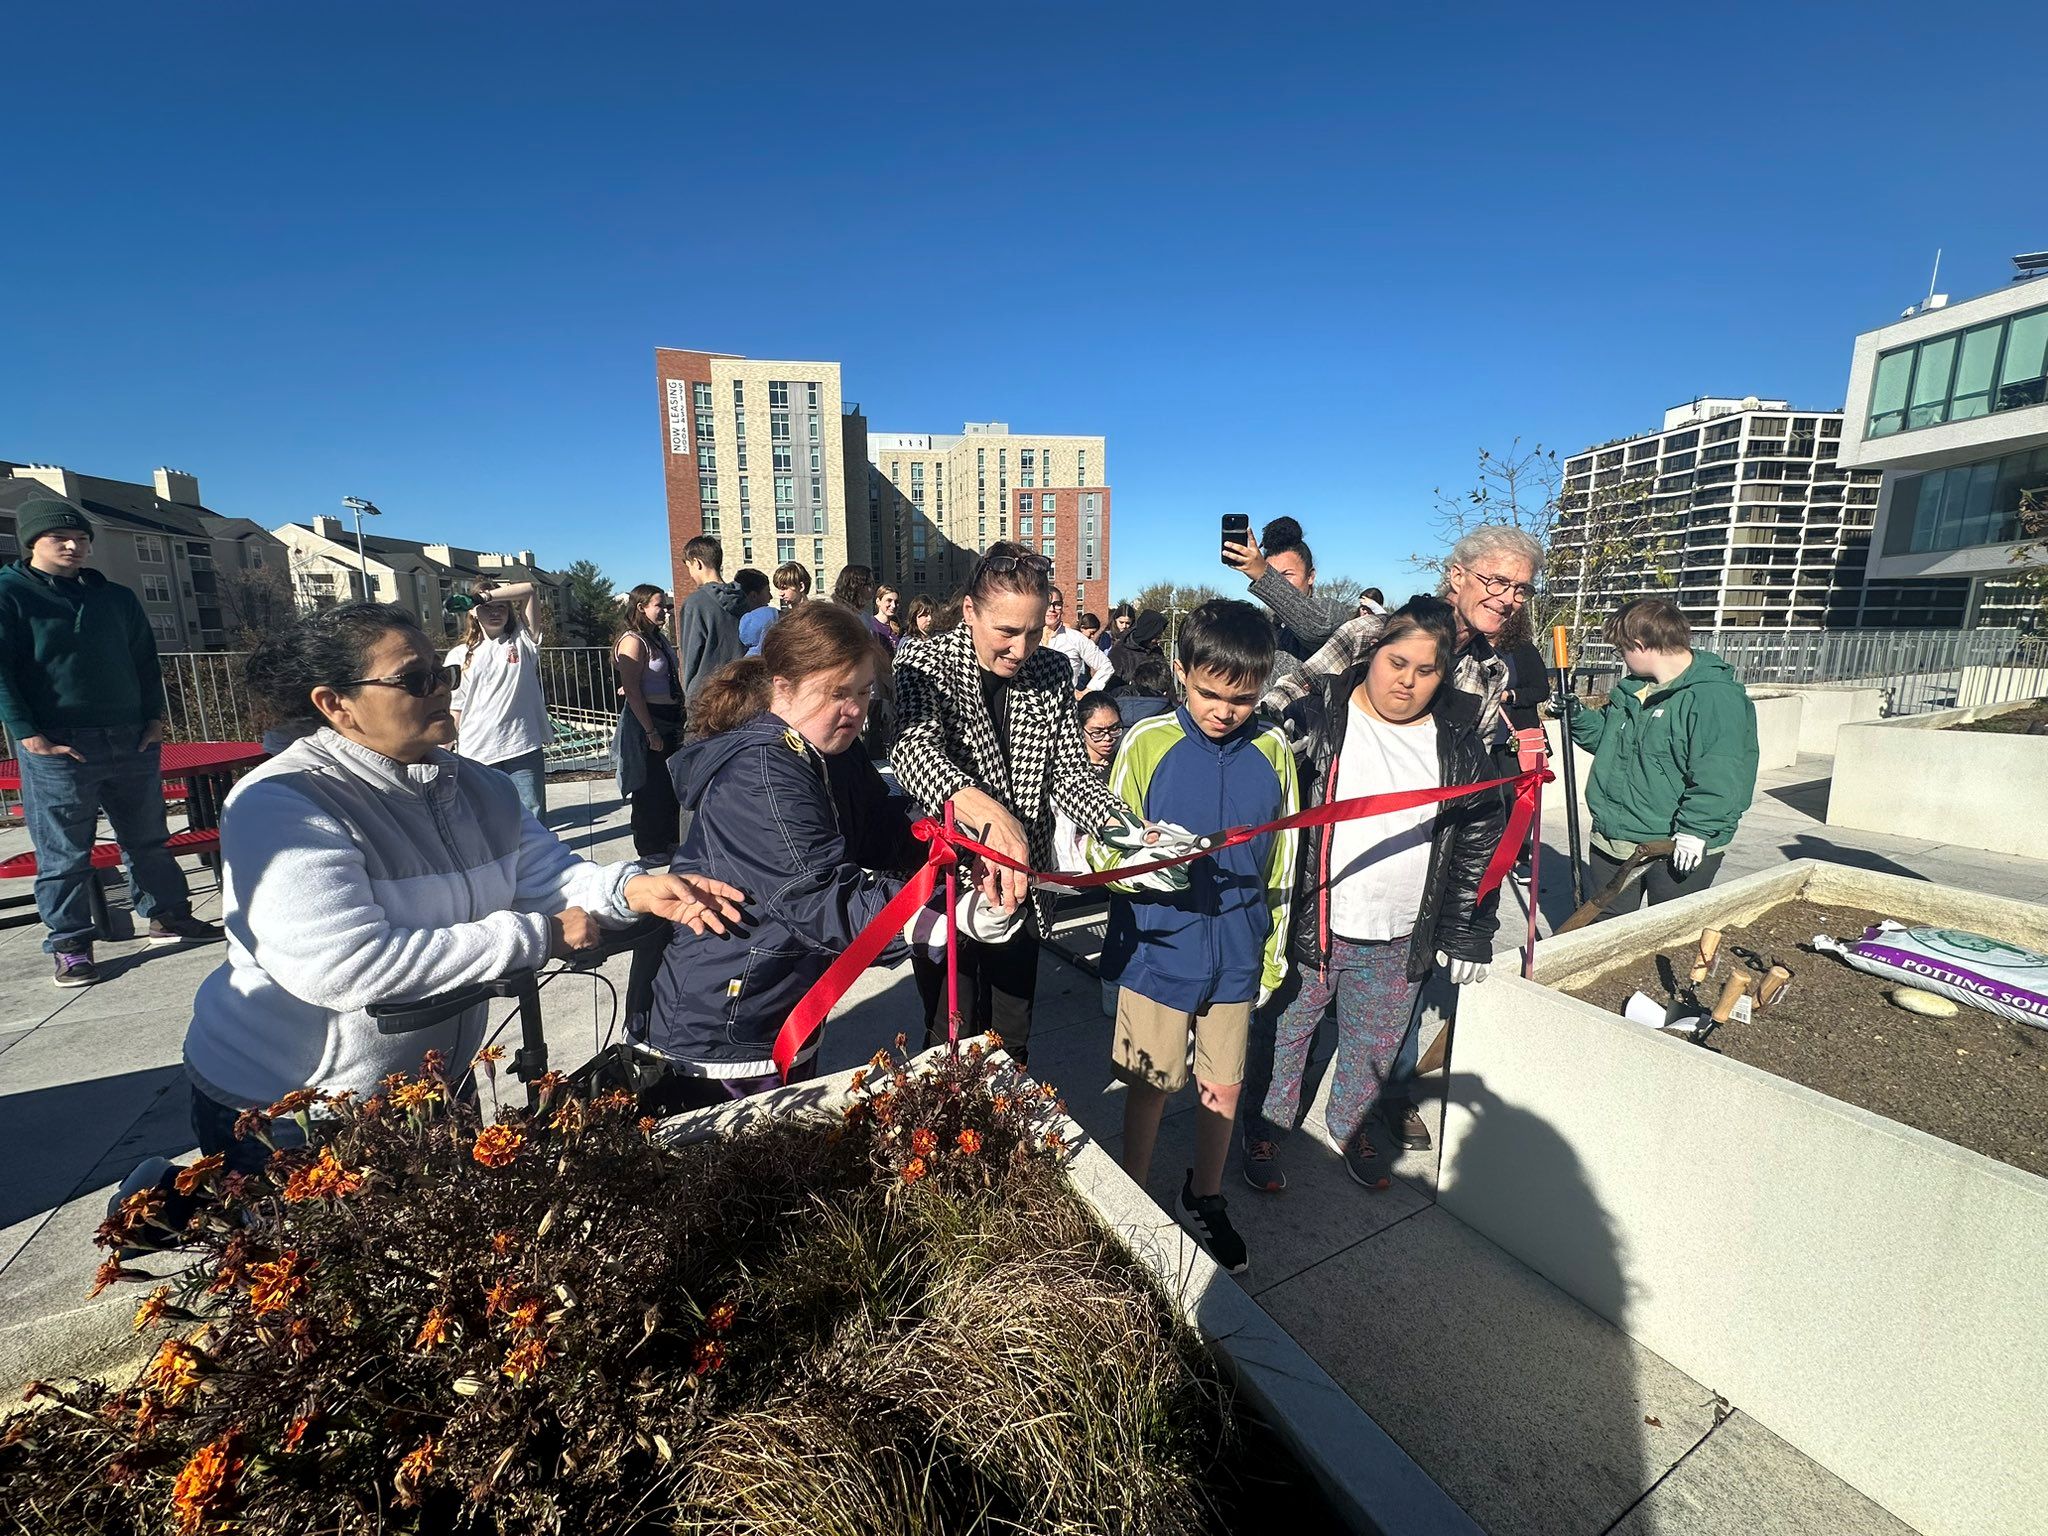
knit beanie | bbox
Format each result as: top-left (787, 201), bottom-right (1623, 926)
top-left (14, 498), bottom-right (95, 551)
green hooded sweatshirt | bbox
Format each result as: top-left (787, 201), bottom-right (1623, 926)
top-left (0, 561), bottom-right (165, 741)
top-left (1568, 649), bottom-right (1758, 853)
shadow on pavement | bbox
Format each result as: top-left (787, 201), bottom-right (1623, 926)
top-left (1776, 833), bottom-right (1926, 882)
top-left (0, 1065), bottom-right (187, 1231)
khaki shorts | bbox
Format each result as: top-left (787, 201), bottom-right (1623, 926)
top-left (1111, 988), bottom-right (1250, 1093)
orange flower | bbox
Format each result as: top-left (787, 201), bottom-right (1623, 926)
top-left (893, 1031), bottom-right (909, 1051)
top-left (231, 1106), bottom-right (272, 1144)
top-left (282, 1146), bottom-right (366, 1203)
top-left (280, 1413), bottom-right (316, 1453)
top-left (531, 1070), bottom-right (570, 1102)
top-left (489, 1229), bottom-right (519, 1256)
top-left (910, 1127), bottom-right (938, 1159)
top-left (550, 1098), bottom-right (587, 1135)
top-left (956, 1128), bottom-right (983, 1156)
top-left (414, 1306), bottom-right (454, 1351)
top-left (170, 1431), bottom-right (241, 1534)
top-left (595, 1089), bottom-right (636, 1114)
top-left (392, 1080), bottom-right (440, 1112)
top-left (1042, 1130), bottom-right (1064, 1152)
top-left (140, 1340), bottom-right (203, 1406)
top-left (637, 1115), bottom-right (659, 1137)
top-left (901, 1156), bottom-right (927, 1185)
top-left (472, 1043), bottom-right (508, 1067)
top-left (172, 1154), bottom-right (224, 1196)
top-left (870, 1094), bottom-right (896, 1126)
top-left (471, 1125), bottom-right (524, 1168)
top-left (484, 1278), bottom-right (523, 1316)
top-left (393, 1436), bottom-right (438, 1507)
top-left (133, 1286), bottom-right (173, 1332)
top-left (868, 1048), bottom-right (891, 1071)
top-left (848, 1068), bottom-right (868, 1091)
top-left (506, 1300), bottom-right (543, 1335)
top-left (264, 1089), bottom-right (317, 1118)
top-left (359, 1095), bottom-right (386, 1119)
top-left (705, 1300), bottom-right (738, 1334)
top-left (248, 1250), bottom-right (310, 1316)
top-left (842, 1100), bottom-right (867, 1123)
top-left (982, 1030), bottom-right (1002, 1049)
top-left (501, 1337), bottom-right (551, 1384)
top-left (132, 1392), bottom-right (168, 1438)
top-left (991, 1095), bottom-right (1011, 1115)
top-left (692, 1338), bottom-right (727, 1375)
top-left (120, 1185), bottom-right (167, 1229)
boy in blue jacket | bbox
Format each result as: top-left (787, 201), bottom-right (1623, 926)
top-left (1091, 599), bottom-right (1298, 1274)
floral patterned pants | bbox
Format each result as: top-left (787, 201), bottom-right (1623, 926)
top-left (1245, 936), bottom-right (1422, 1149)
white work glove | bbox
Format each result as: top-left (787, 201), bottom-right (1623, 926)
top-left (1671, 833), bottom-right (1706, 873)
top-left (1436, 949), bottom-right (1489, 986)
top-left (1256, 983), bottom-right (1275, 1010)
top-left (1096, 807), bottom-right (1198, 894)
top-left (907, 886), bottom-right (1024, 954)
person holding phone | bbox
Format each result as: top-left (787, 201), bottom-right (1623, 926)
top-left (1221, 515), bottom-right (1352, 682)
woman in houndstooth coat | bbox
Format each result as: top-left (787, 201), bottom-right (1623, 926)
top-left (891, 545), bottom-right (1126, 1066)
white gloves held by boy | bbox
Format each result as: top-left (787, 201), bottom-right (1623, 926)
top-left (1097, 807), bottom-right (1203, 894)
top-left (1671, 834), bottom-right (1706, 873)
top-left (1436, 949), bottom-right (1489, 986)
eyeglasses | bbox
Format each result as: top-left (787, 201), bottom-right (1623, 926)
top-left (976, 552), bottom-right (1054, 578)
top-left (1083, 724), bottom-right (1125, 743)
top-left (340, 665), bottom-right (460, 698)
top-left (1459, 568), bottom-right (1538, 603)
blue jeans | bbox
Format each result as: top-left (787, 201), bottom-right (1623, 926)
top-left (17, 725), bottom-right (191, 953)
top-left (491, 748), bottom-right (547, 822)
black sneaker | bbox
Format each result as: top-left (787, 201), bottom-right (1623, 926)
top-left (1382, 1100), bottom-right (1432, 1152)
top-left (53, 946), bottom-right (99, 988)
top-left (1339, 1132), bottom-right (1392, 1192)
top-left (1179, 1170), bottom-right (1249, 1274)
top-left (1241, 1136), bottom-right (1287, 1193)
top-left (148, 914), bottom-right (223, 946)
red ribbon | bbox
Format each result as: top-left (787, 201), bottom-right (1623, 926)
top-left (771, 767), bottom-right (1551, 1075)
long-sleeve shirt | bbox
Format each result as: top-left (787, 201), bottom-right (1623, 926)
top-left (0, 561), bottom-right (164, 739)
top-left (1245, 570), bottom-right (1351, 656)
top-left (1044, 625), bottom-right (1114, 692)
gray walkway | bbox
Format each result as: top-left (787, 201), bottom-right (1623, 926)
top-left (3, 754), bottom-right (2028, 1532)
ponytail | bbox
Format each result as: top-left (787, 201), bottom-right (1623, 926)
top-left (687, 657), bottom-right (773, 739)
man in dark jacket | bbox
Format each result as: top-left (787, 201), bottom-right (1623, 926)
top-left (0, 499), bottom-right (219, 986)
top-left (675, 536), bottom-right (745, 705)
top-left (1108, 608), bottom-right (1169, 686)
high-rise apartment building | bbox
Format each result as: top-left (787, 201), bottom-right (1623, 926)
top-left (1834, 256), bottom-right (2048, 628)
top-left (1558, 398), bottom-right (1882, 640)
top-left (866, 422), bottom-right (1111, 617)
top-left (655, 349), bottom-right (871, 599)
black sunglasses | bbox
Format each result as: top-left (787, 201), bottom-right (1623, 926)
top-left (340, 664), bottom-right (460, 698)
top-left (976, 551), bottom-right (1053, 578)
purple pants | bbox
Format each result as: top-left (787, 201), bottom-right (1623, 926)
top-left (1247, 936), bottom-right (1422, 1149)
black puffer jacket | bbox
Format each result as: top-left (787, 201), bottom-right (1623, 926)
top-left (1283, 665), bottom-right (1506, 982)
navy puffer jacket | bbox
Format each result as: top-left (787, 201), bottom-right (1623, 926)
top-left (645, 712), bottom-right (923, 1076)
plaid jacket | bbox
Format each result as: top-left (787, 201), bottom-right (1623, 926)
top-left (892, 626), bottom-right (1125, 932)
top-left (1261, 611), bottom-right (1512, 747)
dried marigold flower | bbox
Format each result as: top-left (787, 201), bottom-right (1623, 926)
top-left (910, 1127), bottom-right (938, 1159)
top-left (691, 1338), bottom-right (727, 1375)
top-left (848, 1068), bottom-right (868, 1091)
top-left (472, 1043), bottom-right (508, 1067)
top-left (869, 1048), bottom-right (891, 1071)
top-left (392, 1080), bottom-right (441, 1112)
top-left (282, 1146), bottom-right (366, 1203)
top-left (359, 1096), bottom-right (386, 1119)
top-left (705, 1300), bottom-right (738, 1334)
top-left (133, 1286), bottom-right (173, 1332)
top-left (870, 1094), bottom-right (897, 1125)
top-left (280, 1413), bottom-right (315, 1453)
top-left (248, 1250), bottom-right (310, 1316)
top-left (595, 1088), bottom-right (637, 1113)
top-left (489, 1229), bottom-right (519, 1256)
top-left (506, 1300), bottom-right (543, 1335)
top-left (231, 1106), bottom-right (272, 1143)
top-left (120, 1186), bottom-right (167, 1227)
top-left (531, 1070), bottom-right (570, 1102)
top-left (89, 1255), bottom-right (133, 1299)
top-left (265, 1089), bottom-right (317, 1118)
top-left (141, 1340), bottom-right (203, 1406)
top-left (1043, 1131), bottom-right (1064, 1152)
top-left (991, 1094), bottom-right (1011, 1115)
top-left (842, 1100), bottom-right (867, 1123)
top-left (894, 1031), bottom-right (909, 1051)
top-left (901, 1156), bottom-right (927, 1185)
top-left (637, 1115), bottom-right (659, 1137)
top-left (550, 1097), bottom-right (586, 1134)
top-left (170, 1431), bottom-right (241, 1534)
top-left (982, 1030), bottom-right (1002, 1049)
top-left (172, 1153), bottom-right (225, 1196)
top-left (393, 1435), bottom-right (438, 1507)
top-left (132, 1392), bottom-right (168, 1438)
top-left (414, 1306), bottom-right (454, 1351)
top-left (956, 1128), bottom-right (983, 1156)
top-left (419, 1048), bottom-right (449, 1079)
top-left (471, 1125), bottom-right (524, 1168)
top-left (501, 1337), bottom-right (551, 1384)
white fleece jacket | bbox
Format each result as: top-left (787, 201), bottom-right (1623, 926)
top-left (184, 729), bottom-right (636, 1108)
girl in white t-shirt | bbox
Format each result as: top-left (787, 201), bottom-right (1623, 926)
top-left (1242, 597), bottom-right (1505, 1194)
top-left (447, 580), bottom-right (552, 820)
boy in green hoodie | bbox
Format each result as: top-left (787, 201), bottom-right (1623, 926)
top-left (0, 499), bottom-right (219, 986)
top-left (1565, 598), bottom-right (1758, 917)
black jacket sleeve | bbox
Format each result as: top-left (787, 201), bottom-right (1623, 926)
top-left (1432, 758), bottom-right (1510, 963)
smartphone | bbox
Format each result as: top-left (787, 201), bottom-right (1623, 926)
top-left (1220, 512), bottom-right (1250, 560)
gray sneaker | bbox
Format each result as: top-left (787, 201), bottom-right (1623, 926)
top-left (1241, 1136), bottom-right (1287, 1193)
top-left (53, 946), bottom-right (99, 987)
top-left (1339, 1132), bottom-right (1393, 1192)
top-left (148, 914), bottom-right (223, 946)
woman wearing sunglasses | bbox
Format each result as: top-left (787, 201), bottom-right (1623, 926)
top-left (181, 604), bottom-right (742, 1170)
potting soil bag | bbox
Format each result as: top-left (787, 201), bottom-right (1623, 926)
top-left (1812, 922), bottom-right (2048, 1029)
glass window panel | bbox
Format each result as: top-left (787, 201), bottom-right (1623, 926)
top-left (1996, 311), bottom-right (2048, 410)
top-left (1869, 349), bottom-right (1912, 436)
top-left (1950, 323), bottom-right (2002, 419)
top-left (1884, 475), bottom-right (1922, 555)
top-left (1906, 335), bottom-right (1956, 428)
top-left (1958, 462), bottom-right (2001, 546)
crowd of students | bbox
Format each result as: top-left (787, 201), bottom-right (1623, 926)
top-left (0, 495), bottom-right (1757, 1274)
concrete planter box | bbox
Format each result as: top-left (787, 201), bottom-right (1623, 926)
top-left (661, 1049), bottom-right (1479, 1536)
top-left (1772, 684), bottom-right (1887, 755)
top-left (1828, 698), bottom-right (2048, 859)
top-left (1744, 687), bottom-right (1803, 770)
top-left (1440, 860), bottom-right (2048, 1536)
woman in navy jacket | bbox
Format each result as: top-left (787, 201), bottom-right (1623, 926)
top-left (643, 602), bottom-right (1007, 1108)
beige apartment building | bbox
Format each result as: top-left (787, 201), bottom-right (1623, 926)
top-left (272, 517), bottom-right (567, 639)
top-left (864, 423), bottom-right (1110, 613)
top-left (654, 349), bottom-right (870, 598)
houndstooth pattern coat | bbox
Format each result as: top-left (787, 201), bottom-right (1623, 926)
top-left (892, 625), bottom-right (1125, 933)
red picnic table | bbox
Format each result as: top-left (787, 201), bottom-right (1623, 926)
top-left (0, 740), bottom-right (268, 936)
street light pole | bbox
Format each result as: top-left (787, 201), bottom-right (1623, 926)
top-left (341, 496), bottom-right (380, 600)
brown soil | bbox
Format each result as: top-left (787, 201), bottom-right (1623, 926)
top-left (1566, 899), bottom-right (2048, 1178)
top-left (1946, 699), bottom-right (2048, 734)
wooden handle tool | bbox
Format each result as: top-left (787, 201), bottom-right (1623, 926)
top-left (1758, 965), bottom-right (1793, 1007)
top-left (1689, 927), bottom-right (1722, 985)
top-left (1711, 974), bottom-right (1752, 1024)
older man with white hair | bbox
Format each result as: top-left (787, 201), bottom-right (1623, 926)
top-left (1259, 525), bottom-right (1542, 746)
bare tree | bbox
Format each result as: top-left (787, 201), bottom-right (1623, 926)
top-left (216, 561), bottom-right (298, 647)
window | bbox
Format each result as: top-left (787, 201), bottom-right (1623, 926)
top-left (700, 475), bottom-right (718, 501)
top-left (1077, 450), bottom-right (1087, 484)
top-left (1021, 448), bottom-right (1035, 488)
top-left (1021, 516), bottom-right (1034, 538)
top-left (737, 443), bottom-right (749, 472)
top-left (778, 538), bottom-right (796, 564)
top-left (1019, 493), bottom-right (1033, 514)
top-left (136, 534), bottom-right (167, 563)
top-left (697, 411), bottom-right (714, 443)
top-left (771, 411), bottom-right (790, 443)
top-left (733, 380), bottom-right (745, 408)
top-left (149, 613), bottom-right (178, 643)
top-left (769, 381), bottom-right (789, 408)
top-left (813, 537), bottom-right (825, 567)
top-left (809, 446), bottom-right (822, 472)
top-left (698, 444), bottom-right (717, 474)
top-left (806, 382), bottom-right (819, 410)
top-left (775, 474), bottom-right (795, 506)
top-left (743, 541), bottom-right (755, 564)
top-left (776, 505), bottom-right (796, 534)
top-left (810, 474), bottom-right (823, 506)
top-left (142, 573), bottom-right (173, 603)
top-left (813, 506), bottom-right (826, 534)
top-left (1884, 443), bottom-right (2048, 555)
top-left (1040, 493), bottom-right (1057, 515)
top-left (1869, 301), bottom-right (2048, 437)
top-left (809, 416), bottom-right (820, 443)
top-left (692, 381), bottom-right (711, 410)
top-left (774, 445), bottom-right (793, 473)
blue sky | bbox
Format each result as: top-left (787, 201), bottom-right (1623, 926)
top-left (5, 1), bottom-right (2044, 599)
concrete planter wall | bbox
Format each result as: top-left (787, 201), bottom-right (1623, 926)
top-left (1440, 860), bottom-right (2048, 1536)
top-left (660, 1050), bottom-right (1479, 1536)
top-left (1772, 684), bottom-right (1886, 755)
top-left (1829, 698), bottom-right (2048, 859)
top-left (1743, 687), bottom-right (1803, 770)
